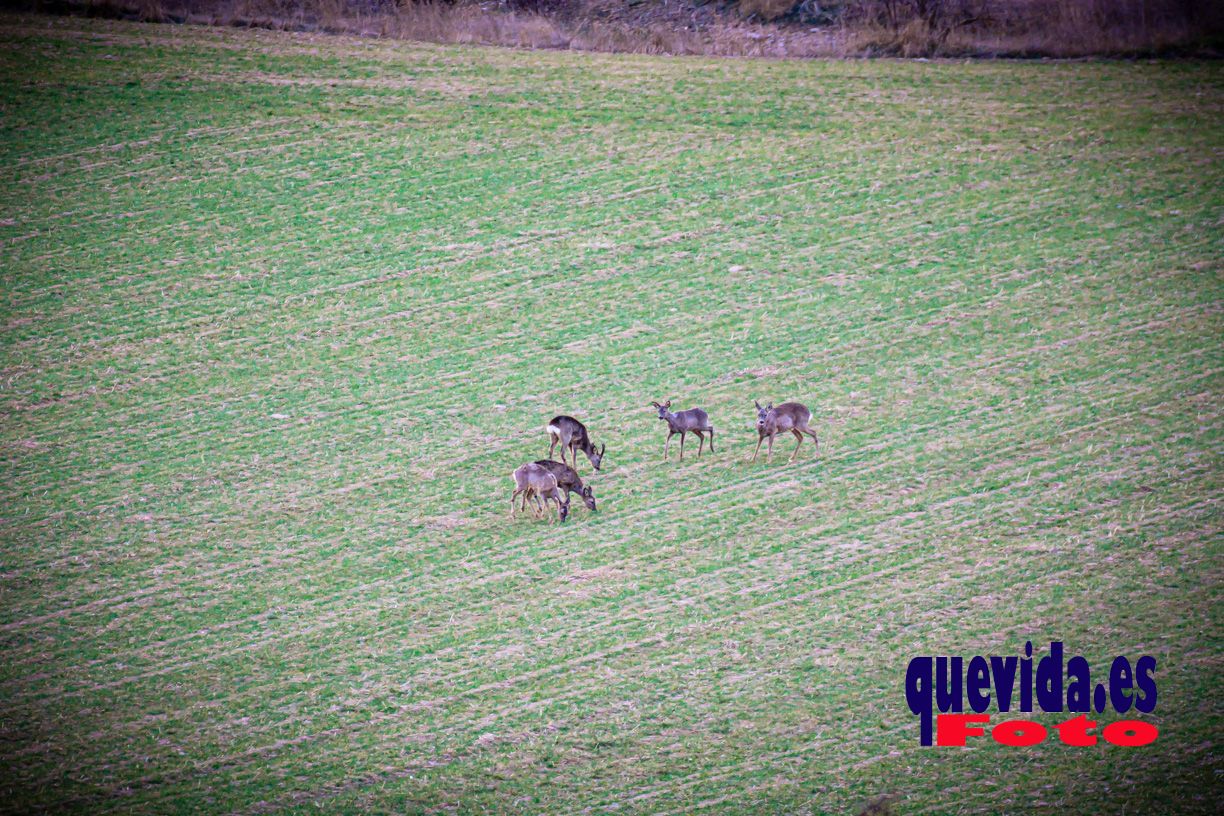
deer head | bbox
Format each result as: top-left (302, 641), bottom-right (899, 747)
top-left (755, 401), bottom-right (773, 429)
top-left (588, 443), bottom-right (606, 471)
top-left (651, 399), bottom-right (673, 421)
top-left (580, 485), bottom-right (597, 511)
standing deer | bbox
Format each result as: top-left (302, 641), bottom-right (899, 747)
top-left (650, 400), bottom-right (715, 461)
top-left (510, 462), bottom-right (569, 523)
top-left (534, 459), bottom-right (597, 512)
top-left (546, 415), bottom-right (605, 473)
top-left (751, 401), bottom-right (818, 463)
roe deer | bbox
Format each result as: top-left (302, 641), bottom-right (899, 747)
top-left (751, 401), bottom-right (818, 463)
top-left (651, 400), bottom-right (715, 461)
top-left (510, 462), bottom-right (569, 523)
top-left (546, 415), bottom-right (605, 472)
top-left (534, 459), bottom-right (597, 512)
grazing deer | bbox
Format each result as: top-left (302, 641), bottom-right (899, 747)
top-left (650, 400), bottom-right (715, 461)
top-left (546, 415), bottom-right (605, 472)
top-left (534, 459), bottom-right (597, 512)
top-left (510, 462), bottom-right (569, 523)
top-left (751, 401), bottom-right (818, 463)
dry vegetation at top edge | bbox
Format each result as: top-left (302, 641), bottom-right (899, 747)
top-left (18, 0), bottom-right (1224, 57)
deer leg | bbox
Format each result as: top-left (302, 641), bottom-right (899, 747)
top-left (693, 430), bottom-right (704, 457)
top-left (664, 431), bottom-right (673, 460)
top-left (548, 436), bottom-right (558, 461)
top-left (707, 427), bottom-right (715, 453)
top-left (789, 429), bottom-right (804, 462)
top-left (511, 489), bottom-right (521, 519)
top-left (751, 434), bottom-right (764, 462)
top-left (678, 431), bottom-right (685, 461)
top-left (767, 433), bottom-right (775, 462)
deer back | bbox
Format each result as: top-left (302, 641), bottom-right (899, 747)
top-left (549, 415), bottom-right (589, 445)
top-left (654, 401), bottom-right (709, 432)
top-left (514, 462), bottom-right (559, 494)
top-left (535, 459), bottom-right (595, 511)
top-left (769, 402), bottom-right (810, 431)
top-left (533, 459), bottom-right (581, 493)
top-left (673, 407), bottom-right (709, 431)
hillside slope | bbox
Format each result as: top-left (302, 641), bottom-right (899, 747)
top-left (1, 14), bottom-right (1221, 815)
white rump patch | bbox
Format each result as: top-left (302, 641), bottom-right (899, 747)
top-left (547, 424), bottom-right (560, 436)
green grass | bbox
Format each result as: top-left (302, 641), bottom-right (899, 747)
top-left (1, 13), bottom-right (1221, 814)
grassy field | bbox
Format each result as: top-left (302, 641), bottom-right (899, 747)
top-left (1, 13), bottom-right (1221, 814)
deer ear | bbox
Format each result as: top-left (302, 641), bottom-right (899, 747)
top-left (650, 401), bottom-right (660, 408)
top-left (664, 399), bottom-right (671, 408)
top-left (600, 443), bottom-right (606, 456)
top-left (767, 403), bottom-right (773, 410)
top-left (754, 400), bottom-right (761, 409)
